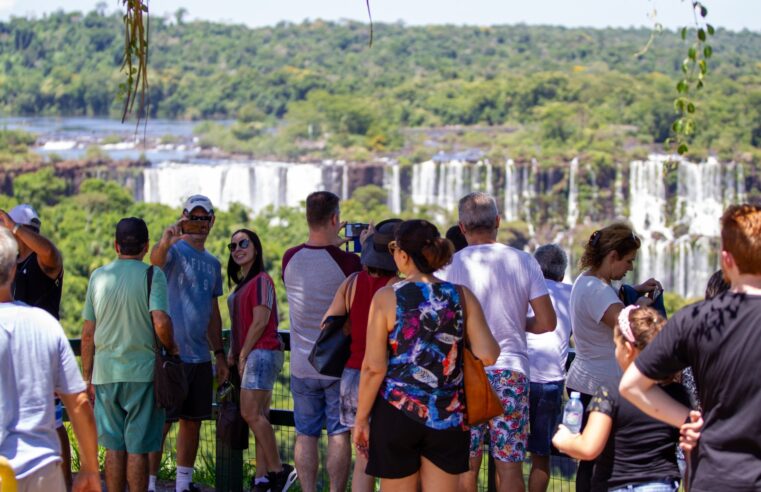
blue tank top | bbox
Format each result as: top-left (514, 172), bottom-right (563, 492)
top-left (380, 281), bottom-right (466, 430)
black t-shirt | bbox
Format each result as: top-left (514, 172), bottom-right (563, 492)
top-left (635, 292), bottom-right (761, 492)
top-left (13, 252), bottom-right (63, 319)
top-left (589, 384), bottom-right (688, 491)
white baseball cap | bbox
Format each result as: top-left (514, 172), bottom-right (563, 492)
top-left (9, 204), bottom-right (41, 227)
top-left (183, 195), bottom-right (214, 214)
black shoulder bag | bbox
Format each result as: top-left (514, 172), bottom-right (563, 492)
top-left (309, 272), bottom-right (357, 378)
top-left (147, 265), bottom-right (188, 410)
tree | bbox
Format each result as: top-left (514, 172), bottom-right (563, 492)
top-left (13, 168), bottom-right (67, 208)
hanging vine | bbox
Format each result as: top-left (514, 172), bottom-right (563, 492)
top-left (667, 1), bottom-right (715, 155)
top-left (119, 0), bottom-right (149, 125)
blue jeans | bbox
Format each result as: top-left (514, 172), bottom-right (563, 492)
top-left (527, 380), bottom-right (564, 455)
top-left (290, 375), bottom-right (348, 437)
top-left (608, 480), bottom-right (680, 492)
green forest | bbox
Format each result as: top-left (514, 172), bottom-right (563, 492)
top-left (1, 12), bottom-right (761, 162)
top-left (1, 12), bottom-right (757, 335)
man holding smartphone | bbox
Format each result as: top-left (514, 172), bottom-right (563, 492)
top-left (148, 195), bottom-right (229, 492)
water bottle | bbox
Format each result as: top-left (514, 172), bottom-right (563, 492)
top-left (563, 391), bottom-right (584, 434)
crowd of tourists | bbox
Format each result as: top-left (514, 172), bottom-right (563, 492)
top-left (1, 191), bottom-right (760, 492)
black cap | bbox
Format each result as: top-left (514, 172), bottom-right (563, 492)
top-left (115, 217), bottom-right (149, 246)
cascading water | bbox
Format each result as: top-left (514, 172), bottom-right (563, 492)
top-left (503, 159), bottom-right (520, 221)
top-left (141, 156), bottom-right (747, 298)
top-left (567, 157), bottom-right (579, 228)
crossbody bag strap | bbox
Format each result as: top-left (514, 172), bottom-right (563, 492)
top-left (146, 265), bottom-right (162, 352)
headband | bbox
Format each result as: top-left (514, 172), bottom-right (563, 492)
top-left (618, 305), bottom-right (639, 344)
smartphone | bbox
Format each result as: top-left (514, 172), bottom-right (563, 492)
top-left (344, 223), bottom-right (369, 253)
top-left (651, 285), bottom-right (663, 299)
top-left (181, 220), bottom-right (208, 235)
top-left (344, 223), bottom-right (369, 238)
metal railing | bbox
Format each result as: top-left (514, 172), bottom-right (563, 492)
top-left (68, 332), bottom-right (577, 491)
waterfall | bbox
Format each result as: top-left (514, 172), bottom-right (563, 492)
top-left (629, 156), bottom-right (673, 291)
top-left (614, 164), bottom-right (625, 219)
top-left (677, 157), bottom-right (723, 237)
top-left (411, 160), bottom-right (437, 208)
top-left (383, 162), bottom-right (402, 214)
top-left (503, 159), bottom-right (519, 221)
top-left (567, 157), bottom-right (579, 228)
top-left (143, 160), bottom-right (339, 213)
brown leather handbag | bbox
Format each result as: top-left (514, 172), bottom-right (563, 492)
top-left (457, 285), bottom-right (504, 425)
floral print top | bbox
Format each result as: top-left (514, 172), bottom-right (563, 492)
top-left (380, 281), bottom-right (466, 430)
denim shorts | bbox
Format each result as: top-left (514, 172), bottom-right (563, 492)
top-left (291, 375), bottom-right (348, 437)
top-left (608, 479), bottom-right (680, 492)
top-left (241, 349), bottom-right (284, 391)
top-left (339, 368), bottom-right (361, 427)
top-left (527, 380), bottom-right (564, 456)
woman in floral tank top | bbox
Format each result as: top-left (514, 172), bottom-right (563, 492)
top-left (353, 220), bottom-right (498, 492)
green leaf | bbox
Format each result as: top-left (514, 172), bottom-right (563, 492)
top-left (681, 27), bottom-right (687, 40)
top-left (688, 46), bottom-right (697, 60)
top-left (704, 45), bottom-right (713, 58)
top-left (676, 80), bottom-right (689, 94)
top-left (697, 80), bottom-right (704, 90)
top-left (678, 143), bottom-right (689, 155)
top-left (699, 60), bottom-right (707, 74)
top-left (707, 24), bottom-right (715, 35)
top-left (687, 102), bottom-right (696, 114)
top-left (698, 29), bottom-right (706, 42)
top-left (674, 99), bottom-right (685, 113)
top-left (682, 58), bottom-right (691, 73)
top-left (700, 5), bottom-right (708, 17)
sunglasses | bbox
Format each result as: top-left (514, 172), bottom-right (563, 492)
top-left (227, 238), bottom-right (250, 252)
top-left (387, 240), bottom-right (399, 255)
top-left (188, 215), bottom-right (212, 222)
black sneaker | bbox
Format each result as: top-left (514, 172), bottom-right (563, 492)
top-left (268, 463), bottom-right (298, 492)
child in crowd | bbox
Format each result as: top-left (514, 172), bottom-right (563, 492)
top-left (552, 306), bottom-right (690, 492)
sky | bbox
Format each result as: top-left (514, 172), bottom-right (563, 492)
top-left (1, 0), bottom-right (760, 31)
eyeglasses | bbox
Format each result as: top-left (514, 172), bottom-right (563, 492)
top-left (188, 215), bottom-right (212, 222)
top-left (227, 238), bottom-right (250, 252)
top-left (387, 240), bottom-right (399, 255)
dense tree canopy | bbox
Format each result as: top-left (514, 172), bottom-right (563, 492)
top-left (1, 14), bottom-right (760, 161)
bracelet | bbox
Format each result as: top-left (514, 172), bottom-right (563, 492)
top-left (214, 349), bottom-right (225, 357)
top-left (11, 223), bottom-right (20, 235)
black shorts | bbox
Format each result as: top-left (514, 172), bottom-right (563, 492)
top-left (366, 398), bottom-right (470, 478)
top-left (165, 361), bottom-right (213, 422)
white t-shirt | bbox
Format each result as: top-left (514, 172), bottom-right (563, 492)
top-left (527, 279), bottom-right (573, 383)
top-left (438, 243), bottom-right (548, 376)
top-left (0, 302), bottom-right (86, 479)
top-left (565, 274), bottom-right (624, 395)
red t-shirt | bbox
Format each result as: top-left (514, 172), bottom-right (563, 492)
top-left (346, 271), bottom-right (395, 369)
top-left (230, 272), bottom-right (281, 353)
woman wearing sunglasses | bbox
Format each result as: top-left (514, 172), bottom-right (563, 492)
top-left (353, 220), bottom-right (499, 492)
top-left (226, 229), bottom-right (296, 492)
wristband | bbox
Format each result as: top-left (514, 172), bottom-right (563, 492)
top-left (12, 223), bottom-right (20, 235)
top-left (214, 349), bottom-right (225, 357)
